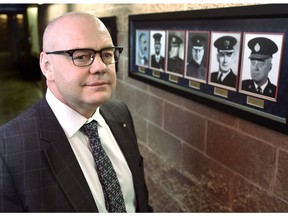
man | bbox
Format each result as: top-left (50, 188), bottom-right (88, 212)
top-left (186, 35), bottom-right (207, 80)
top-left (210, 35), bottom-right (237, 88)
top-left (137, 32), bottom-right (148, 66)
top-left (241, 37), bottom-right (278, 98)
top-left (150, 33), bottom-right (165, 70)
top-left (0, 12), bottom-right (152, 212)
top-left (167, 34), bottom-right (184, 74)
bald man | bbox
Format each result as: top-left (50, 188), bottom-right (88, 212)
top-left (0, 12), bottom-right (152, 212)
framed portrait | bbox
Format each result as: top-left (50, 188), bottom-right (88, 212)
top-left (149, 30), bottom-right (166, 71)
top-left (135, 30), bottom-right (150, 68)
top-left (184, 31), bottom-right (210, 83)
top-left (239, 32), bottom-right (284, 102)
top-left (208, 31), bottom-right (242, 91)
top-left (128, 4), bottom-right (288, 134)
top-left (166, 30), bottom-right (185, 77)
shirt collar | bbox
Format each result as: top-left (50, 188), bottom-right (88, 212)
top-left (254, 80), bottom-right (268, 91)
top-left (46, 88), bottom-right (102, 138)
top-left (86, 108), bottom-right (106, 128)
top-left (218, 70), bottom-right (231, 80)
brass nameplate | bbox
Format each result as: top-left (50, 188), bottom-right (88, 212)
top-left (169, 75), bottom-right (179, 83)
top-left (247, 96), bottom-right (264, 109)
top-left (138, 66), bottom-right (146, 73)
top-left (214, 87), bottom-right (228, 98)
top-left (189, 80), bottom-right (200, 90)
top-left (152, 70), bottom-right (161, 78)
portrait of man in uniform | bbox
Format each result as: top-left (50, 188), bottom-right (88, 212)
top-left (240, 33), bottom-right (283, 101)
top-left (185, 32), bottom-right (209, 82)
top-left (150, 31), bottom-right (166, 71)
top-left (136, 30), bottom-right (149, 67)
top-left (166, 31), bottom-right (185, 76)
top-left (209, 32), bottom-right (241, 90)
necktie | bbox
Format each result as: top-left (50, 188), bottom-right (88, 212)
top-left (218, 73), bottom-right (223, 82)
top-left (80, 120), bottom-right (126, 212)
top-left (257, 86), bottom-right (262, 94)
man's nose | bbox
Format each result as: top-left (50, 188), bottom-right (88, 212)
top-left (89, 54), bottom-right (106, 73)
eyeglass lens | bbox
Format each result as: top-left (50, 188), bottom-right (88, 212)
top-left (72, 48), bottom-right (121, 66)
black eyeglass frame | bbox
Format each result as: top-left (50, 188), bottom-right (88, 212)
top-left (45, 46), bottom-right (124, 67)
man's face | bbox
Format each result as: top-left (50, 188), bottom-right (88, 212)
top-left (154, 41), bottom-right (161, 55)
top-left (170, 44), bottom-right (179, 58)
top-left (250, 58), bottom-right (272, 85)
top-left (41, 15), bottom-right (116, 118)
top-left (139, 34), bottom-right (148, 55)
top-left (217, 51), bottom-right (234, 73)
top-left (192, 46), bottom-right (204, 65)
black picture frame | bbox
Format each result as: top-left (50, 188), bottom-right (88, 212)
top-left (128, 4), bottom-right (288, 134)
top-left (100, 16), bottom-right (117, 45)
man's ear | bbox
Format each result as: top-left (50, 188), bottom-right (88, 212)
top-left (40, 52), bottom-right (54, 81)
top-left (269, 63), bottom-right (272, 72)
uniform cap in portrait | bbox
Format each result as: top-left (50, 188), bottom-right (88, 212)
top-left (248, 37), bottom-right (278, 60)
top-left (214, 35), bottom-right (237, 53)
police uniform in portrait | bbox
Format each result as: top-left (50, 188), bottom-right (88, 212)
top-left (151, 33), bottom-right (165, 70)
top-left (186, 35), bottom-right (207, 80)
top-left (210, 36), bottom-right (237, 88)
top-left (167, 34), bottom-right (184, 74)
top-left (241, 37), bottom-right (278, 98)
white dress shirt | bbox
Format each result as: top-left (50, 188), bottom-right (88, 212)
top-left (45, 89), bottom-right (136, 212)
top-left (217, 70), bottom-right (230, 82)
top-left (253, 80), bottom-right (268, 94)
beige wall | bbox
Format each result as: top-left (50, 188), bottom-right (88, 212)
top-left (38, 3), bottom-right (288, 212)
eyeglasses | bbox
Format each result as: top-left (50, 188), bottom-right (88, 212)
top-left (46, 46), bottom-right (123, 67)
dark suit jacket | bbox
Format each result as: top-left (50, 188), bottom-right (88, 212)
top-left (167, 56), bottom-right (184, 74)
top-left (0, 98), bottom-right (152, 212)
top-left (186, 60), bottom-right (206, 80)
top-left (241, 78), bottom-right (276, 98)
top-left (151, 54), bottom-right (165, 70)
top-left (211, 70), bottom-right (236, 88)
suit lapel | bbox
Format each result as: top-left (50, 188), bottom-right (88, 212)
top-left (100, 102), bottom-right (149, 212)
top-left (38, 99), bottom-right (98, 212)
top-left (100, 103), bottom-right (139, 173)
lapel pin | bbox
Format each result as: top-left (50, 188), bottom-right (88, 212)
top-left (123, 123), bottom-right (127, 128)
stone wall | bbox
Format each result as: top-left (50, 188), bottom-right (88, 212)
top-left (38, 3), bottom-right (288, 212)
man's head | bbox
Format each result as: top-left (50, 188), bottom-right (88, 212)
top-left (190, 35), bottom-right (205, 65)
top-left (139, 33), bottom-right (148, 56)
top-left (40, 12), bottom-right (120, 118)
top-left (248, 37), bottom-right (278, 86)
top-left (169, 34), bottom-right (182, 59)
top-left (153, 33), bottom-right (162, 55)
top-left (214, 35), bottom-right (237, 73)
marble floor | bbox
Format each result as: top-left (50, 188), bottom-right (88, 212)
top-left (0, 52), bottom-right (43, 125)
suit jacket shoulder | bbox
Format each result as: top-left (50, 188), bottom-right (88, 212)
top-left (100, 100), bottom-right (137, 140)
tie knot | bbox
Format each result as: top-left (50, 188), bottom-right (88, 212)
top-left (80, 120), bottom-right (98, 138)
